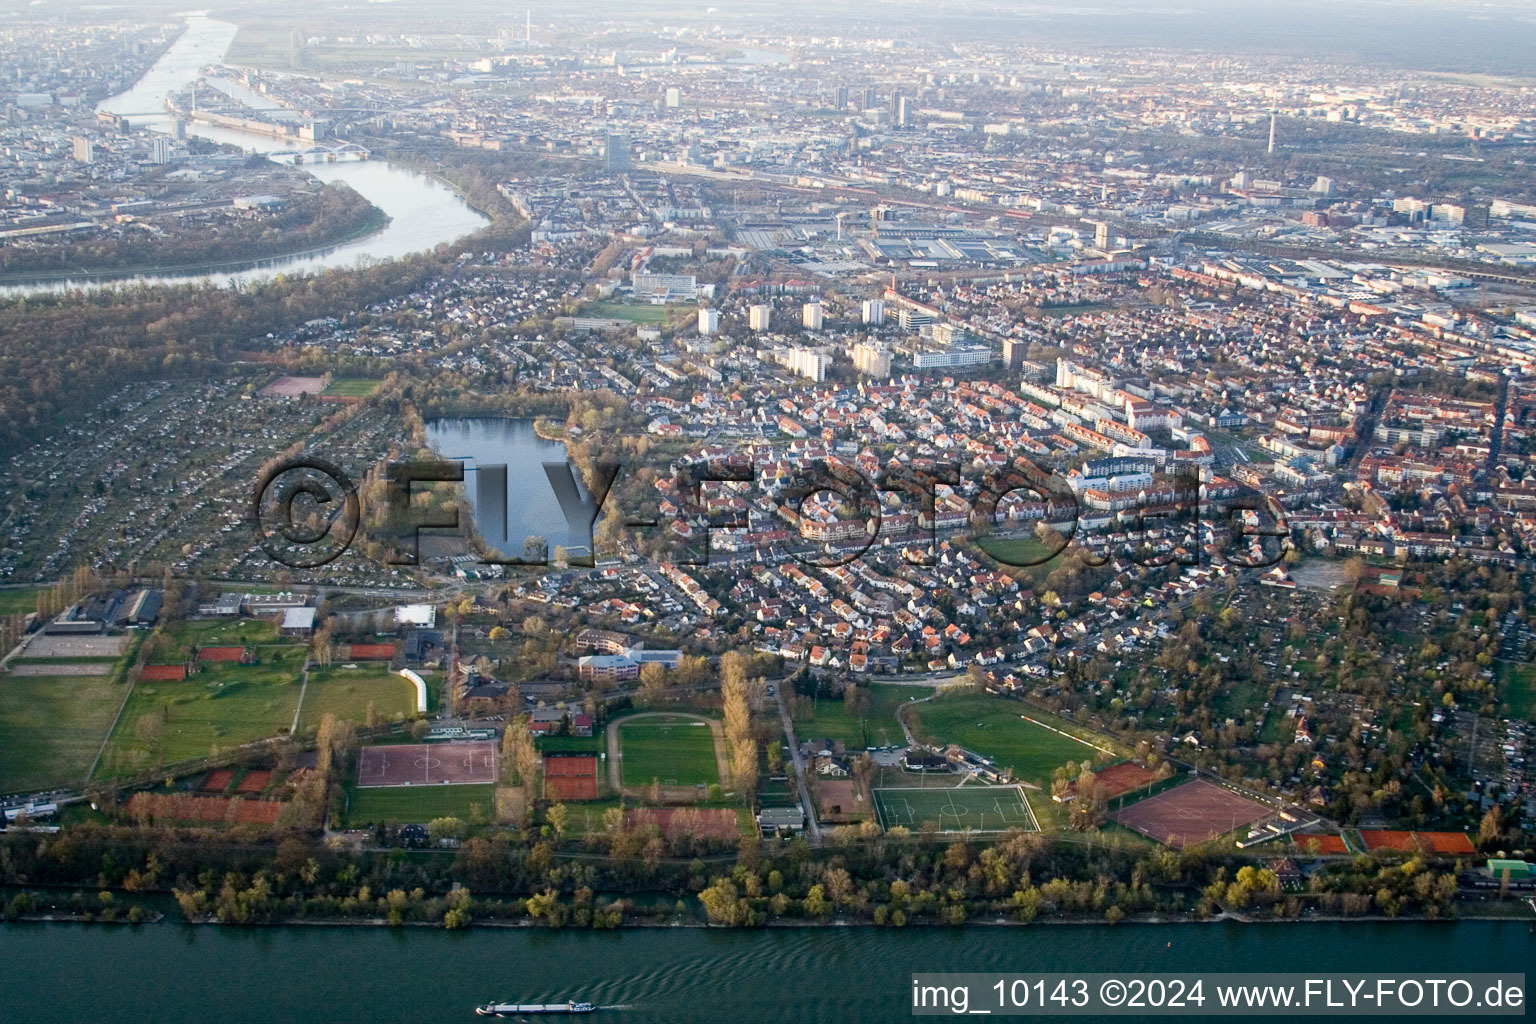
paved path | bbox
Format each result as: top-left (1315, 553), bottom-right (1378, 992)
top-left (896, 691), bottom-right (938, 746)
top-left (289, 659), bottom-right (313, 735)
top-left (774, 688), bottom-right (822, 844)
top-left (605, 711), bottom-right (731, 796)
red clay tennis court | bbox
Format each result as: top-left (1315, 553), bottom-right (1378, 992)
top-left (543, 753), bottom-right (599, 801)
top-left (1110, 779), bottom-right (1271, 848)
top-left (1358, 829), bottom-right (1417, 852)
top-left (1296, 833), bottom-right (1350, 855)
top-left (1095, 761), bottom-right (1159, 799)
top-left (346, 643), bottom-right (397, 660)
top-left (355, 742), bottom-right (498, 788)
top-left (196, 646), bottom-right (248, 662)
top-left (1357, 829), bottom-right (1475, 855)
top-left (1412, 831), bottom-right (1476, 855)
top-left (236, 770), bottom-right (273, 794)
top-left (141, 664), bottom-right (187, 681)
top-left (201, 768), bottom-right (235, 792)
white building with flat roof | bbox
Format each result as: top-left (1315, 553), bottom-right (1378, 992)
top-left (395, 604), bottom-right (436, 628)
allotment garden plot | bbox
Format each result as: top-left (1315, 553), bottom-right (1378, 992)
top-left (874, 785), bottom-right (1039, 834)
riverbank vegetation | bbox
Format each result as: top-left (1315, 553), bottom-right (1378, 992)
top-left (0, 815), bottom-right (1509, 932)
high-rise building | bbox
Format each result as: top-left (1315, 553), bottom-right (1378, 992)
top-left (861, 298), bottom-right (885, 325)
top-left (603, 133), bottom-right (630, 172)
top-left (1430, 203), bottom-right (1466, 226)
top-left (835, 85), bottom-right (849, 110)
top-left (897, 307), bottom-right (931, 333)
top-left (698, 308), bottom-right (720, 335)
top-left (1094, 221), bottom-right (1111, 251)
top-left (749, 304), bottom-right (772, 332)
top-left (632, 273), bottom-right (696, 301)
top-left (773, 347), bottom-right (828, 382)
top-left (896, 95), bottom-right (910, 128)
top-left (1393, 197), bottom-right (1429, 223)
top-left (853, 343), bottom-right (893, 378)
top-left (1002, 336), bottom-right (1024, 370)
top-left (862, 86), bottom-right (877, 110)
top-left (71, 136), bottom-right (94, 163)
top-left (665, 87), bottom-right (681, 108)
top-left (802, 302), bottom-right (824, 330)
top-left (150, 137), bottom-right (172, 165)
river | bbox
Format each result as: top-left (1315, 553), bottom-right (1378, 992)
top-left (2, 16), bottom-right (487, 295)
top-left (0, 919), bottom-right (1529, 1023)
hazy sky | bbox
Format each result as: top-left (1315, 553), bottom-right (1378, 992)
top-left (17, 0), bottom-right (1536, 75)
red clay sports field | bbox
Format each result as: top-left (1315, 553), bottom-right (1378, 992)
top-left (1110, 779), bottom-right (1271, 848)
top-left (356, 742), bottom-right (498, 788)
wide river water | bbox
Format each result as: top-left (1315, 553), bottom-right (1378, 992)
top-left (2, 16), bottom-right (487, 294)
top-left (0, 919), bottom-right (1529, 1023)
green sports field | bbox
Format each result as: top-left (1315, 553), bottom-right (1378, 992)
top-left (161, 618), bottom-right (282, 661)
top-left (536, 733), bottom-right (606, 754)
top-left (793, 683), bottom-right (925, 750)
top-left (321, 377), bottom-right (381, 397)
top-left (874, 785), bottom-right (1038, 833)
top-left (0, 672), bottom-right (126, 792)
top-left (95, 647), bottom-right (308, 778)
top-left (298, 664), bottom-right (417, 732)
top-left (618, 715), bottom-right (719, 788)
top-left (580, 301), bottom-right (682, 325)
top-left (0, 588), bottom-right (42, 615)
top-left (1498, 662), bottom-right (1535, 720)
top-left (345, 783), bottom-right (494, 825)
top-left (908, 696), bottom-right (1115, 785)
top-left (976, 534), bottom-right (1061, 568)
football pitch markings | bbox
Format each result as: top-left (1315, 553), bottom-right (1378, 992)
top-left (874, 785), bottom-right (1039, 833)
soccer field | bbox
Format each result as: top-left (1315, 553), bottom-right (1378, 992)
top-left (618, 715), bottom-right (719, 788)
top-left (910, 696), bottom-right (1115, 784)
top-left (321, 377), bottom-right (381, 397)
top-left (297, 664), bottom-right (416, 732)
top-left (874, 785), bottom-right (1039, 833)
top-left (345, 783), bottom-right (494, 825)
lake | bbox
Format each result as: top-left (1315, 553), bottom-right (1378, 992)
top-left (0, 919), bottom-right (1529, 1024)
top-left (424, 418), bottom-right (578, 558)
